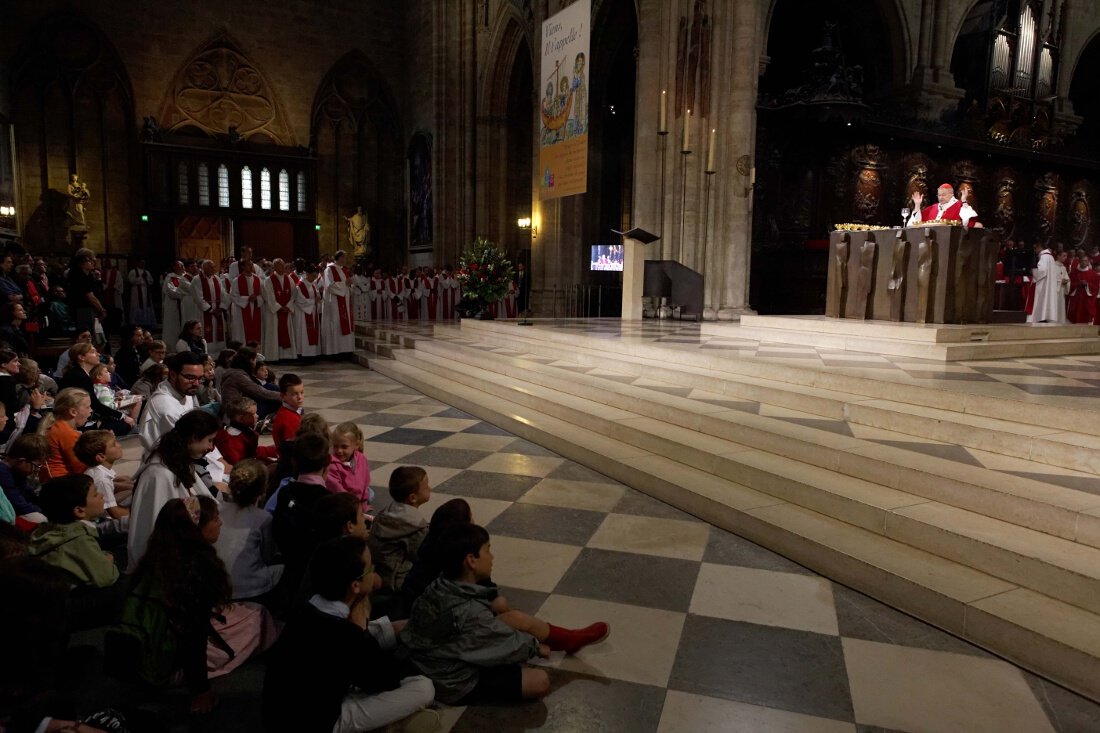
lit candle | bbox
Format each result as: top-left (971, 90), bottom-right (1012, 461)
top-left (706, 128), bottom-right (717, 171)
top-left (682, 109), bottom-right (692, 153)
top-left (659, 90), bottom-right (667, 133)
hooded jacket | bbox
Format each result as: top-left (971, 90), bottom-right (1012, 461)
top-left (28, 521), bottom-right (119, 588)
top-left (398, 576), bottom-right (538, 703)
top-left (367, 502), bottom-right (427, 592)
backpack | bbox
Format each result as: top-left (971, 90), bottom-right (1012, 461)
top-left (104, 580), bottom-right (179, 687)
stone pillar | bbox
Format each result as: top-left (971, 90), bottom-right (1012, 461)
top-left (713, 0), bottom-right (761, 320)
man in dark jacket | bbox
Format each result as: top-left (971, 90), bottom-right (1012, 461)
top-left (262, 535), bottom-right (437, 733)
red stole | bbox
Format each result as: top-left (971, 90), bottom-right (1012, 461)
top-left (270, 274), bottom-right (293, 348)
top-left (296, 279), bottom-right (319, 345)
top-left (236, 274), bottom-right (262, 342)
top-left (421, 276), bottom-right (438, 320)
top-left (167, 275), bottom-right (184, 323)
top-left (201, 275), bottom-right (226, 342)
top-left (328, 265), bottom-right (353, 336)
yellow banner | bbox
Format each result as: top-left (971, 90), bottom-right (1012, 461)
top-left (539, 0), bottom-right (589, 201)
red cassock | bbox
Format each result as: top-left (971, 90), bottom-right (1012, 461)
top-left (1068, 267), bottom-right (1100, 325)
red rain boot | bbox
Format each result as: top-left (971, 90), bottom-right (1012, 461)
top-left (545, 622), bottom-right (611, 654)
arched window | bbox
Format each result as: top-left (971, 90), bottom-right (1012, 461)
top-left (198, 163), bottom-right (210, 206)
top-left (278, 169), bottom-right (290, 211)
top-left (241, 166), bottom-right (253, 208)
top-left (177, 162), bottom-right (190, 204)
top-left (297, 171), bottom-right (307, 212)
top-left (217, 164), bottom-right (230, 207)
top-left (260, 167), bottom-right (272, 210)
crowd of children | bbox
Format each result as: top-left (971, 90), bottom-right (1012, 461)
top-left (0, 331), bottom-right (609, 733)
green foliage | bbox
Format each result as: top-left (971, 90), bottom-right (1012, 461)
top-left (456, 236), bottom-right (514, 304)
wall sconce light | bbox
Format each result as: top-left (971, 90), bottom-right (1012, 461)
top-left (517, 217), bottom-right (531, 230)
top-left (0, 206), bottom-right (14, 217)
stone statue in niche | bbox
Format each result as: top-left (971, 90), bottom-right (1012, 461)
top-left (916, 231), bottom-right (935, 324)
top-left (1071, 189), bottom-right (1090, 247)
top-left (345, 206), bottom-right (370, 256)
top-left (887, 231), bottom-right (908, 322)
top-left (67, 173), bottom-right (90, 229)
top-left (854, 236), bottom-right (876, 320)
top-left (829, 234), bottom-right (850, 318)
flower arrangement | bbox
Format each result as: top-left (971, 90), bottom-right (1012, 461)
top-left (834, 223), bottom-right (892, 231)
top-left (456, 236), bottom-right (514, 305)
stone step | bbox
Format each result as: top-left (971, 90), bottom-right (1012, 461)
top-left (391, 344), bottom-right (1100, 615)
top-left (369, 355), bottom-right (1100, 702)
top-left (735, 314), bottom-right (1100, 343)
top-left (455, 319), bottom-right (1100, 434)
top-left (444, 320), bottom-right (1100, 475)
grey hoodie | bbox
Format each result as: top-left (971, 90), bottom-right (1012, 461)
top-left (367, 502), bottom-right (427, 592)
top-left (399, 576), bottom-right (539, 703)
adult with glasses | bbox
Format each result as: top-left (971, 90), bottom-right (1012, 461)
top-left (138, 351), bottom-right (206, 455)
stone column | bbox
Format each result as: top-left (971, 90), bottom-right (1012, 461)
top-left (712, 0), bottom-right (761, 320)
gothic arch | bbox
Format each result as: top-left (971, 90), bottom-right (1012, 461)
top-left (480, 9), bottom-right (534, 117)
top-left (158, 31), bottom-right (296, 146)
top-left (11, 11), bottom-right (137, 253)
top-left (763, 0), bottom-right (910, 90)
top-left (310, 50), bottom-right (403, 266)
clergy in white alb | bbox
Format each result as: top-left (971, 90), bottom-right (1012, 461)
top-left (160, 261), bottom-right (189, 347)
top-left (191, 259), bottom-right (229, 353)
top-left (230, 261), bottom-right (265, 345)
top-left (1028, 247), bottom-right (1066, 323)
top-left (321, 250), bottom-right (356, 355)
top-left (128, 261), bottom-right (156, 326)
top-left (262, 259), bottom-right (298, 362)
top-left (293, 266), bottom-right (322, 358)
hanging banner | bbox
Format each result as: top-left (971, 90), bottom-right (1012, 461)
top-left (539, 0), bottom-right (590, 201)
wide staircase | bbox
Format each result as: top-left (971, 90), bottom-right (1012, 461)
top-left (356, 318), bottom-right (1100, 701)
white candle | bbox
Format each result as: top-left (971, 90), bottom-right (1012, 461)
top-left (682, 109), bottom-right (691, 152)
top-left (706, 128), bottom-right (717, 171)
top-left (659, 90), bottom-right (667, 133)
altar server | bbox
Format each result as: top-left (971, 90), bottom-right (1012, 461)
top-left (438, 268), bottom-right (459, 320)
top-left (1028, 245), bottom-right (1066, 323)
top-left (293, 265), bottom-right (322, 359)
top-left (231, 260), bottom-right (265, 345)
top-left (191, 259), bottom-right (229, 353)
top-left (161, 261), bottom-right (190, 348)
top-left (369, 269), bottom-right (392, 321)
top-left (128, 260), bottom-right (156, 326)
top-left (322, 251), bottom-right (355, 356)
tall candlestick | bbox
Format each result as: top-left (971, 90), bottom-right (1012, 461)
top-left (659, 90), bottom-right (668, 134)
top-left (682, 109), bottom-right (692, 153)
top-left (706, 128), bottom-right (717, 172)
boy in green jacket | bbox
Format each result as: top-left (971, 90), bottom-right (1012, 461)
top-left (29, 474), bottom-right (119, 589)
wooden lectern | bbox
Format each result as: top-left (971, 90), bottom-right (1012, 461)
top-left (613, 227), bottom-right (661, 320)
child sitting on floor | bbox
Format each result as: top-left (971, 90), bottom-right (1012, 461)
top-left (75, 429), bottom-right (132, 537)
top-left (270, 373), bottom-right (304, 457)
top-left (39, 387), bottom-right (93, 480)
top-left (131, 363), bottom-right (168, 402)
top-left (90, 363), bottom-right (142, 424)
top-left (368, 466), bottom-right (428, 594)
top-left (400, 523), bottom-right (609, 705)
top-left (0, 434), bottom-right (50, 526)
top-left (139, 340), bottom-right (167, 374)
top-left (214, 459), bottom-right (284, 605)
top-left (215, 397), bottom-right (279, 465)
top-left (326, 421), bottom-right (372, 510)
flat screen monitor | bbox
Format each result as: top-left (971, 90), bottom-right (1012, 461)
top-left (590, 244), bottom-right (623, 272)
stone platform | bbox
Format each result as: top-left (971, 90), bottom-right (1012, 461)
top-left (734, 315), bottom-right (1100, 361)
top-left (356, 317), bottom-right (1100, 703)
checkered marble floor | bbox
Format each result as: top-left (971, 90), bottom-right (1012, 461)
top-left (116, 361), bottom-right (1100, 732)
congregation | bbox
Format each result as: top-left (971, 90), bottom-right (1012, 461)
top-left (0, 247), bottom-right (603, 733)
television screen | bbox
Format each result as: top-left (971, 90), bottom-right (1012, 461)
top-left (590, 244), bottom-right (624, 271)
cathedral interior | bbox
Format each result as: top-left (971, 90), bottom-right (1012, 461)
top-left (6, 1), bottom-right (1100, 731)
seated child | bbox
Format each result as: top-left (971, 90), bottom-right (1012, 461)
top-left (196, 355), bottom-right (220, 409)
top-left (368, 466), bottom-right (429, 594)
top-left (0, 434), bottom-right (50, 526)
top-left (272, 432), bottom-right (335, 592)
top-left (402, 498), bottom-right (484, 612)
top-left (76, 429), bottom-right (132, 537)
top-left (262, 535), bottom-right (437, 733)
top-left (40, 387), bottom-right (92, 480)
top-left (271, 412), bottom-right (330, 498)
top-left (139, 339), bottom-right (167, 374)
top-left (270, 373), bottom-right (305, 455)
top-left (215, 459), bottom-right (284, 603)
top-left (28, 474), bottom-right (118, 589)
top-left (90, 363), bottom-right (142, 424)
top-left (326, 422), bottom-right (372, 511)
top-left (215, 397), bottom-right (279, 465)
top-left (255, 360), bottom-right (278, 393)
top-left (400, 524), bottom-right (609, 705)
top-left (131, 362), bottom-right (168, 402)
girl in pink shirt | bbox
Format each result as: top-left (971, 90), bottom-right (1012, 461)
top-left (325, 422), bottom-right (373, 511)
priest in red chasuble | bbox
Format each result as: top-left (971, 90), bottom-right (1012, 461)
top-left (906, 183), bottom-right (983, 228)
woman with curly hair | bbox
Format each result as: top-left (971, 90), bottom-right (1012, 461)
top-left (120, 496), bottom-right (277, 714)
top-left (126, 409), bottom-right (221, 571)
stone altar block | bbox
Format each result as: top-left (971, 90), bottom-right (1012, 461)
top-left (825, 226), bottom-right (999, 324)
